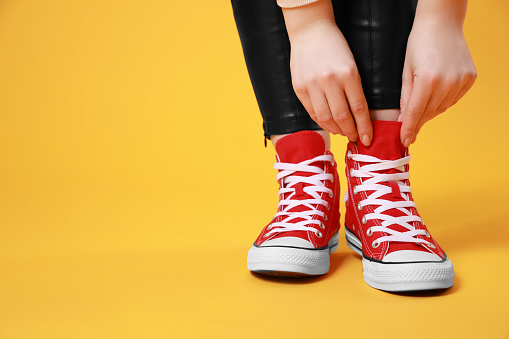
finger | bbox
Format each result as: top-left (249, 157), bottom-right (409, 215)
top-left (343, 76), bottom-right (372, 146)
top-left (323, 83), bottom-right (358, 142)
top-left (450, 75), bottom-right (477, 107)
top-left (417, 82), bottom-right (450, 127)
top-left (413, 85), bottom-right (453, 144)
top-left (400, 67), bottom-right (413, 119)
top-left (336, 125), bottom-right (345, 137)
top-left (412, 114), bottom-right (430, 145)
top-left (434, 81), bottom-right (464, 115)
top-left (307, 85), bottom-right (342, 135)
top-left (400, 75), bottom-right (433, 147)
top-left (412, 114), bottom-right (429, 144)
top-left (413, 75), bottom-right (468, 142)
top-left (295, 87), bottom-right (329, 132)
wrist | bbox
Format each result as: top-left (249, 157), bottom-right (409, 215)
top-left (411, 16), bottom-right (465, 38)
top-left (413, 0), bottom-right (467, 31)
top-left (282, 0), bottom-right (337, 42)
top-left (287, 20), bottom-right (340, 45)
top-left (413, 15), bottom-right (464, 32)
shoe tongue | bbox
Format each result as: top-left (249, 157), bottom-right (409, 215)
top-left (275, 131), bottom-right (325, 164)
top-left (357, 121), bottom-right (405, 160)
top-left (272, 131), bottom-right (327, 239)
top-left (356, 120), bottom-right (406, 197)
top-left (358, 121), bottom-right (427, 254)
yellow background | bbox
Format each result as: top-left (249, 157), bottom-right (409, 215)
top-left (0, 0), bottom-right (507, 338)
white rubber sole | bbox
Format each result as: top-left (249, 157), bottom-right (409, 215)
top-left (345, 227), bottom-right (455, 292)
top-left (247, 233), bottom-right (339, 276)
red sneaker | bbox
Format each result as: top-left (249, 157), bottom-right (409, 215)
top-left (344, 121), bottom-right (455, 291)
top-left (247, 131), bottom-right (341, 276)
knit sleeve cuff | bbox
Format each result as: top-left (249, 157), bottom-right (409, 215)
top-left (276, 0), bottom-right (320, 8)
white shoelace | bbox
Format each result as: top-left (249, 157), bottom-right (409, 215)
top-left (347, 152), bottom-right (432, 247)
top-left (265, 154), bottom-right (335, 238)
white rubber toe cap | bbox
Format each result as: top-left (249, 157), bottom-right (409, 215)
top-left (260, 236), bottom-right (314, 249)
top-left (382, 250), bottom-right (443, 263)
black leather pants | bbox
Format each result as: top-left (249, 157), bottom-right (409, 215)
top-left (230, 0), bottom-right (418, 144)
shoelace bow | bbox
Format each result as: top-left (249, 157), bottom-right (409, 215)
top-left (265, 154), bottom-right (335, 238)
top-left (347, 152), bottom-right (433, 248)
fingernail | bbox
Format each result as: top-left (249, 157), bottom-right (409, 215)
top-left (361, 135), bottom-right (371, 147)
top-left (404, 138), bottom-right (411, 147)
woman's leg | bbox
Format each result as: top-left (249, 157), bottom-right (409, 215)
top-left (230, 0), bottom-right (417, 146)
top-left (231, 0), bottom-right (339, 276)
top-left (332, 0), bottom-right (417, 120)
top-left (230, 0), bottom-right (323, 146)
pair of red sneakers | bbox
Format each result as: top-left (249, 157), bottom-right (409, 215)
top-left (247, 121), bottom-right (454, 292)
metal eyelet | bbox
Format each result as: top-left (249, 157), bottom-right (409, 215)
top-left (357, 202), bottom-right (362, 211)
top-left (353, 186), bottom-right (358, 195)
top-left (347, 150), bottom-right (352, 158)
top-left (329, 192), bottom-right (333, 198)
top-left (319, 222), bottom-right (326, 230)
top-left (331, 176), bottom-right (334, 183)
top-left (263, 233), bottom-right (270, 238)
top-left (324, 214), bottom-right (328, 221)
top-left (362, 215), bottom-right (367, 224)
top-left (326, 204), bottom-right (330, 211)
top-left (428, 243), bottom-right (436, 249)
top-left (425, 231), bottom-right (431, 238)
top-left (316, 231), bottom-right (323, 238)
top-left (352, 225), bottom-right (355, 231)
top-left (366, 227), bottom-right (373, 236)
top-left (350, 168), bottom-right (354, 177)
top-left (372, 240), bottom-right (380, 248)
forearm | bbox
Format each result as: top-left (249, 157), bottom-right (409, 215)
top-left (414, 0), bottom-right (468, 29)
top-left (281, 0), bottom-right (336, 43)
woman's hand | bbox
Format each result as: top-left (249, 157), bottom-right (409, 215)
top-left (282, 1), bottom-right (372, 146)
top-left (399, 9), bottom-right (477, 146)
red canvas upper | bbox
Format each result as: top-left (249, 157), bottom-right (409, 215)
top-left (357, 121), bottom-right (406, 163)
top-left (276, 130), bottom-right (326, 164)
top-left (345, 121), bottom-right (445, 260)
top-left (254, 131), bottom-right (340, 249)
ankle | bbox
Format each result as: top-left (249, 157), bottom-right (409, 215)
top-left (369, 109), bottom-right (401, 122)
top-left (270, 130), bottom-right (331, 151)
